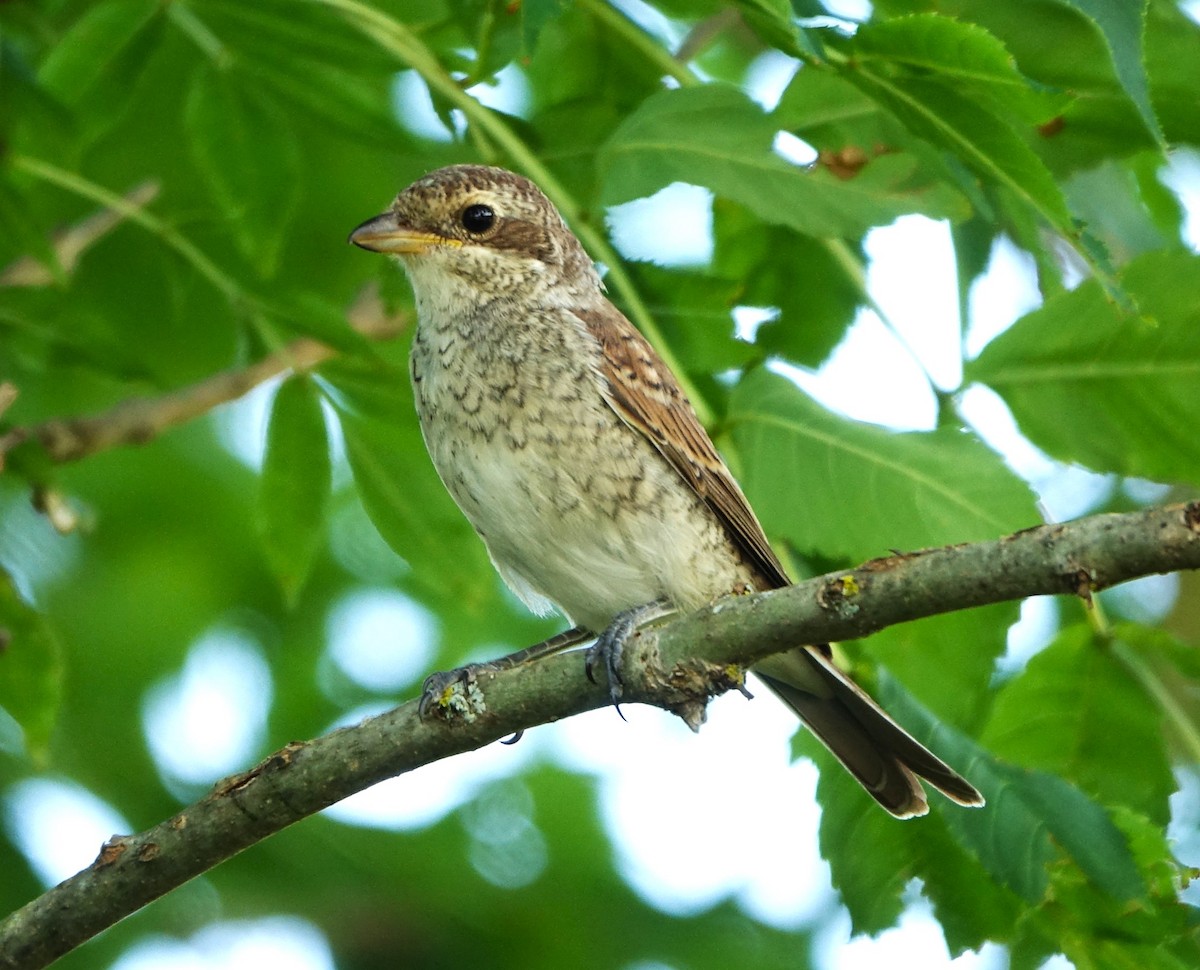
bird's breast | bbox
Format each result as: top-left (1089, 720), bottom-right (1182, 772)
top-left (407, 304), bottom-right (748, 628)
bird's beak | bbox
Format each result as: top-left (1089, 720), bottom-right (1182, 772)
top-left (348, 212), bottom-right (446, 254)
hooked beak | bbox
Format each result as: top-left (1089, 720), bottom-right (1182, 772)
top-left (347, 211), bottom-right (447, 254)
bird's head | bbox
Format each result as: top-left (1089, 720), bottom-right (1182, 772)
top-left (349, 165), bottom-right (600, 303)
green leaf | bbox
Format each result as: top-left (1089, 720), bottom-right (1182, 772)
top-left (0, 47), bottom-right (76, 164)
top-left (1037, 807), bottom-right (1200, 966)
top-left (966, 250), bottom-right (1200, 486)
top-left (731, 0), bottom-right (819, 59)
top-left (263, 289), bottom-right (386, 361)
top-left (858, 602), bottom-right (1018, 733)
top-left (520, 0), bottom-right (567, 57)
top-left (246, 57), bottom-right (406, 146)
top-left (726, 369), bottom-right (1037, 564)
top-left (1064, 158), bottom-right (1173, 264)
top-left (0, 174), bottom-right (64, 287)
top-left (881, 679), bottom-right (1147, 905)
top-left (951, 214), bottom-right (997, 330)
top-left (321, 359), bottom-right (496, 609)
top-left (36, 0), bottom-right (160, 104)
top-left (807, 730), bottom-right (1024, 945)
top-left (838, 15), bottom-right (1131, 294)
top-left (845, 48), bottom-right (1070, 229)
top-left (806, 738), bottom-right (909, 932)
top-left (1129, 152), bottom-right (1186, 244)
top-left (962, 763), bottom-right (1145, 905)
top-left (1108, 624), bottom-right (1200, 769)
top-left (0, 568), bottom-right (63, 762)
top-left (982, 625), bottom-right (1175, 825)
top-left (712, 201), bottom-right (862, 368)
top-left (773, 66), bottom-right (884, 137)
top-left (199, 0), bottom-right (409, 144)
top-left (1049, 0), bottom-right (1164, 147)
top-left (775, 59), bottom-right (996, 222)
top-left (185, 66), bottom-right (302, 279)
top-left (916, 818), bottom-right (1025, 954)
top-left (598, 85), bottom-right (968, 240)
top-left (899, 0), bottom-right (1195, 175)
top-left (852, 14), bottom-right (1067, 125)
top-left (621, 264), bottom-right (756, 375)
top-left (257, 376), bottom-right (332, 602)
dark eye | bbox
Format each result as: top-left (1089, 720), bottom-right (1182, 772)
top-left (461, 203), bottom-right (495, 234)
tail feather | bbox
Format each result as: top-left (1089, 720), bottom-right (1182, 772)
top-left (754, 647), bottom-right (984, 819)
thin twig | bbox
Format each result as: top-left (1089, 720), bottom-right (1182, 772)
top-left (0, 287), bottom-right (409, 469)
top-left (676, 8), bottom-right (742, 64)
top-left (0, 182), bottom-right (161, 288)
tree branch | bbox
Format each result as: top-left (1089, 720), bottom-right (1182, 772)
top-left (0, 287), bottom-right (409, 471)
top-left (2, 502), bottom-right (1198, 969)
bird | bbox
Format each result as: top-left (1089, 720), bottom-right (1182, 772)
top-left (349, 164), bottom-right (984, 818)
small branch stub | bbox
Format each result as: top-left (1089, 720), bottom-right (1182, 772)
top-left (622, 630), bottom-right (752, 732)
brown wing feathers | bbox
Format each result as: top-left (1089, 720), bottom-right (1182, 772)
top-left (573, 304), bottom-right (791, 590)
top-left (573, 303), bottom-right (984, 817)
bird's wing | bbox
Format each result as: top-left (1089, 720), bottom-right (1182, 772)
top-left (572, 303), bottom-right (790, 590)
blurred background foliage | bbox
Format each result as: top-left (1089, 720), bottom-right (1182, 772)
top-left (1, 0), bottom-right (1200, 968)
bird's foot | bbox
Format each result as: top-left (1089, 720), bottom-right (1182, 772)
top-left (419, 664), bottom-right (487, 720)
top-left (585, 599), bottom-right (672, 709)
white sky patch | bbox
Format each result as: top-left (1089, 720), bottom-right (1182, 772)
top-left (956, 385), bottom-right (1050, 481)
top-left (0, 489), bottom-right (80, 601)
top-left (964, 236), bottom-right (1043, 358)
top-left (1034, 465), bottom-right (1115, 522)
top-left (1160, 148), bottom-right (1200, 251)
top-left (820, 0), bottom-right (874, 23)
top-left (466, 62), bottom-right (532, 118)
top-left (774, 130), bottom-right (819, 166)
top-left (733, 305), bottom-right (777, 343)
top-left (1102, 572), bottom-right (1180, 624)
top-left (109, 917), bottom-right (334, 970)
top-left (865, 216), bottom-right (962, 390)
top-left (745, 51), bottom-right (801, 110)
top-left (1169, 770), bottom-right (1200, 905)
top-left (3, 778), bottom-right (131, 886)
top-left (957, 385), bottom-right (1115, 522)
top-left (610, 0), bottom-right (688, 48)
top-left (607, 182), bottom-right (714, 266)
top-left (322, 702), bottom-right (542, 830)
top-left (142, 629), bottom-right (272, 787)
top-left (1123, 478), bottom-right (1174, 504)
top-left (818, 904), bottom-right (1008, 970)
top-left (757, 213), bottom-right (973, 433)
top-left (995, 597), bottom-right (1061, 680)
top-left (211, 377), bottom-right (275, 472)
top-left (392, 70), bottom-right (456, 142)
top-left (325, 588), bottom-right (437, 693)
top-left (549, 689), bottom-right (832, 925)
top-left (773, 312), bottom-right (938, 432)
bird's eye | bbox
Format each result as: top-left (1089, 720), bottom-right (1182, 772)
top-left (461, 203), bottom-right (495, 234)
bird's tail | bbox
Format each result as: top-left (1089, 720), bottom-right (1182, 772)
top-left (753, 647), bottom-right (984, 818)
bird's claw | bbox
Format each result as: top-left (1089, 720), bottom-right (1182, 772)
top-left (584, 604), bottom-right (656, 718)
top-left (419, 665), bottom-right (482, 720)
top-left (585, 628), bottom-right (625, 703)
